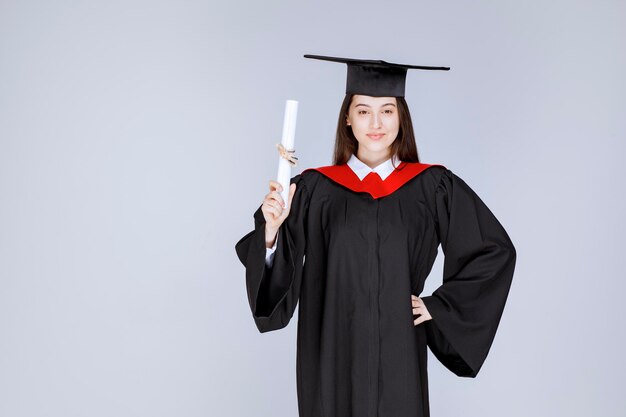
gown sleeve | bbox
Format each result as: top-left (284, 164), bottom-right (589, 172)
top-left (234, 175), bottom-right (310, 333)
top-left (420, 168), bottom-right (517, 378)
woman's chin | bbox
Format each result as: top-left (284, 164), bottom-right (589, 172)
top-left (361, 142), bottom-right (392, 153)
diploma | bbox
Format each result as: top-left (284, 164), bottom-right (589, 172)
top-left (277, 100), bottom-right (298, 208)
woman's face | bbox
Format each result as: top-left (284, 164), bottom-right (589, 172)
top-left (346, 95), bottom-right (400, 161)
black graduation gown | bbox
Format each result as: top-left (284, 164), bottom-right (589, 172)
top-left (235, 161), bottom-right (516, 417)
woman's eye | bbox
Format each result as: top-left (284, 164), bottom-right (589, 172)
top-left (358, 110), bottom-right (368, 115)
top-left (384, 109), bottom-right (393, 114)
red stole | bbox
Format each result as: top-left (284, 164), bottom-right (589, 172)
top-left (303, 161), bottom-right (444, 199)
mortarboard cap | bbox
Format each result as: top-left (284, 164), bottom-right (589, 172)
top-left (304, 54), bottom-right (450, 97)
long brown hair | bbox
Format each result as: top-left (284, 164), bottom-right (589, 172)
top-left (332, 94), bottom-right (420, 166)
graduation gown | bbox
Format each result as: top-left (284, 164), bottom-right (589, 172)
top-left (235, 161), bottom-right (516, 417)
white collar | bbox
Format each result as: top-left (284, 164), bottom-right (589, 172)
top-left (347, 154), bottom-right (401, 181)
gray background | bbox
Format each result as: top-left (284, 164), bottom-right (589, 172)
top-left (1, 1), bottom-right (624, 416)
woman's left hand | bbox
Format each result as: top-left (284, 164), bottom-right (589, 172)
top-left (411, 295), bottom-right (432, 326)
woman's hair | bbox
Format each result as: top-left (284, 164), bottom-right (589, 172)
top-left (332, 94), bottom-right (421, 166)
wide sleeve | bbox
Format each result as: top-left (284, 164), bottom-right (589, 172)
top-left (234, 174), bottom-right (309, 333)
top-left (421, 168), bottom-right (517, 378)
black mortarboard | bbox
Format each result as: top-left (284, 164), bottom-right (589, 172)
top-left (304, 54), bottom-right (450, 97)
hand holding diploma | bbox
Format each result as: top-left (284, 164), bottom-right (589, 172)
top-left (262, 99), bottom-right (299, 248)
top-left (262, 180), bottom-right (296, 248)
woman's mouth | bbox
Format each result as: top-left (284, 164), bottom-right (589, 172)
top-left (367, 133), bottom-right (385, 140)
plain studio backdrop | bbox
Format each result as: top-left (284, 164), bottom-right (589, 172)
top-left (1, 1), bottom-right (624, 416)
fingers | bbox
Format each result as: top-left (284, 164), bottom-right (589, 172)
top-left (264, 181), bottom-right (298, 228)
top-left (262, 191), bottom-right (285, 222)
top-left (263, 201), bottom-right (282, 219)
top-left (269, 190), bottom-right (286, 208)
top-left (412, 299), bottom-right (423, 307)
top-left (262, 182), bottom-right (297, 226)
top-left (269, 180), bottom-right (297, 194)
top-left (268, 180), bottom-right (283, 192)
top-left (411, 294), bottom-right (431, 326)
top-left (414, 316), bottom-right (427, 326)
top-left (411, 295), bottom-right (422, 308)
top-left (267, 181), bottom-right (297, 209)
top-left (264, 194), bottom-right (284, 211)
top-left (264, 189), bottom-right (285, 209)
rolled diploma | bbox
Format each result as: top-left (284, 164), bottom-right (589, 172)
top-left (277, 100), bottom-right (298, 209)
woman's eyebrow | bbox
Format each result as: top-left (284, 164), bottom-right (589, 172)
top-left (354, 103), bottom-right (397, 108)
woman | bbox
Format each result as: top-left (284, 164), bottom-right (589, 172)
top-left (235, 55), bottom-right (516, 417)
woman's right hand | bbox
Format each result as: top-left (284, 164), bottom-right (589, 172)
top-left (262, 180), bottom-right (296, 247)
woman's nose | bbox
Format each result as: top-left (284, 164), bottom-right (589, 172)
top-left (370, 113), bottom-right (382, 128)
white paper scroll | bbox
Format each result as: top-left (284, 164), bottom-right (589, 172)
top-left (277, 100), bottom-right (298, 209)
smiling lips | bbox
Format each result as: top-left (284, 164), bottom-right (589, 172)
top-left (367, 133), bottom-right (385, 140)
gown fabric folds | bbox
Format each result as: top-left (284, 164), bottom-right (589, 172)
top-left (235, 162), bottom-right (516, 417)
